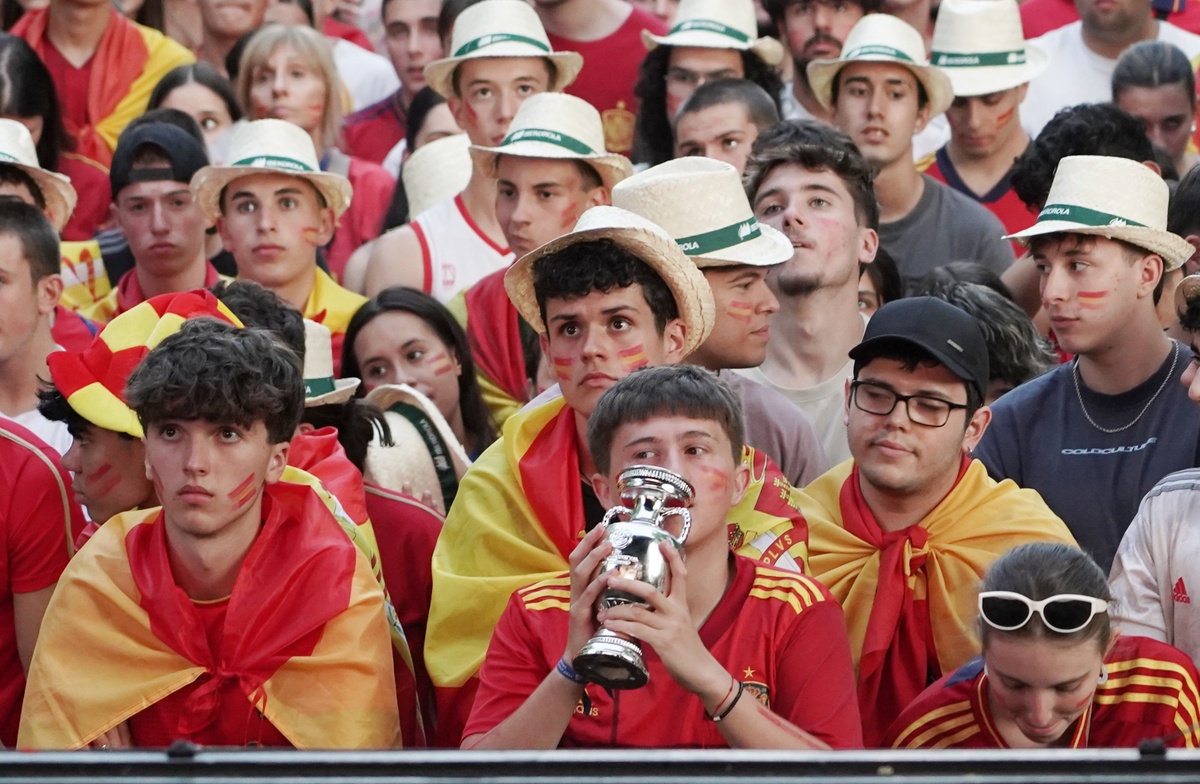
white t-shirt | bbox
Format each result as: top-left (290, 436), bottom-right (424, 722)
top-left (332, 38), bottom-right (401, 112)
top-left (0, 409), bottom-right (71, 457)
top-left (1022, 20), bottom-right (1200, 138)
top-left (734, 359), bottom-right (853, 468)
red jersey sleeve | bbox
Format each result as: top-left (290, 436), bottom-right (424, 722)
top-left (770, 583), bottom-right (864, 748)
top-left (4, 429), bottom-right (79, 593)
top-left (461, 577), bottom-right (568, 744)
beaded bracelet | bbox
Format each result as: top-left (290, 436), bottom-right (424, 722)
top-left (710, 681), bottom-right (744, 722)
top-left (556, 657), bottom-right (588, 685)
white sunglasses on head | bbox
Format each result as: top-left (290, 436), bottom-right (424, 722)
top-left (978, 591), bottom-right (1110, 634)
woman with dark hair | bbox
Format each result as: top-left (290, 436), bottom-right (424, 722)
top-left (0, 33), bottom-right (109, 241)
top-left (857, 246), bottom-right (903, 316)
top-left (148, 63), bottom-right (242, 158)
top-left (379, 86), bottom-right (463, 229)
top-left (887, 543), bottom-right (1200, 749)
top-left (343, 286), bottom-right (496, 457)
top-left (1113, 40), bottom-right (1199, 177)
top-left (631, 0), bottom-right (783, 166)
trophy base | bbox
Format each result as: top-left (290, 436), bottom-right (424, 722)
top-left (573, 633), bottom-right (648, 690)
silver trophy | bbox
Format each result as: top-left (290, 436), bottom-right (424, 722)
top-left (572, 465), bottom-right (694, 689)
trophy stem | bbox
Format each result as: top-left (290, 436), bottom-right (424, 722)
top-left (573, 630), bottom-right (649, 690)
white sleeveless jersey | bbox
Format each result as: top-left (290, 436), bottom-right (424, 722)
top-left (411, 194), bottom-right (514, 302)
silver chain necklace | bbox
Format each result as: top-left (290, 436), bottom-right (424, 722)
top-left (1072, 346), bottom-right (1179, 434)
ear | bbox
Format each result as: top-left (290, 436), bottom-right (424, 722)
top-left (962, 405), bottom-right (992, 452)
top-left (36, 273), bottom-right (62, 317)
top-left (589, 186), bottom-right (610, 208)
top-left (913, 100), bottom-right (931, 135)
top-left (590, 471), bottom-right (616, 508)
top-left (660, 317), bottom-right (688, 364)
top-left (858, 227), bottom-right (879, 265)
top-left (448, 97), bottom-right (472, 132)
top-left (311, 206), bottom-right (336, 245)
top-left (728, 459), bottom-right (751, 508)
top-left (216, 216), bottom-right (232, 248)
top-left (264, 441), bottom-right (290, 485)
top-left (1137, 253), bottom-right (1165, 299)
top-left (844, 376), bottom-right (854, 425)
top-left (1185, 234), bottom-right (1200, 273)
top-left (538, 329), bottom-right (551, 360)
top-left (1142, 159), bottom-right (1163, 177)
top-left (297, 422), bottom-right (315, 435)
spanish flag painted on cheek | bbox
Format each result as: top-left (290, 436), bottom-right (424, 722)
top-left (18, 482), bottom-right (401, 750)
top-left (425, 397), bottom-right (812, 742)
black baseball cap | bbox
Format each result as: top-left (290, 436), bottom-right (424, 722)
top-left (848, 296), bottom-right (990, 400)
top-left (110, 123), bottom-right (209, 200)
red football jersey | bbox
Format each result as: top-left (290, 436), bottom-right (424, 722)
top-left (464, 556), bottom-right (862, 748)
top-left (886, 635), bottom-right (1200, 749)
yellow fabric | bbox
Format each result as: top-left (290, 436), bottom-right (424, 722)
top-left (17, 503), bottom-right (399, 750)
top-left (303, 268), bottom-right (367, 336)
top-left (446, 289), bottom-right (523, 426)
top-left (798, 459), bottom-right (1077, 675)
top-left (93, 25), bottom-right (193, 154)
top-left (59, 240), bottom-right (111, 312)
top-left (426, 396), bottom-right (811, 688)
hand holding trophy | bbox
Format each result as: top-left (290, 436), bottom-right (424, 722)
top-left (571, 464), bottom-right (695, 690)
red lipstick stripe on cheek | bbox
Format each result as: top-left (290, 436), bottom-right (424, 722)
top-left (89, 468), bottom-right (121, 500)
top-left (727, 300), bottom-right (754, 323)
top-left (697, 464), bottom-right (729, 492)
top-left (995, 106), bottom-right (1015, 129)
top-left (552, 355), bottom-right (574, 381)
top-left (429, 351), bottom-right (454, 376)
top-left (229, 474), bottom-right (258, 510)
top-left (301, 227), bottom-right (322, 246)
top-left (1077, 290), bottom-right (1107, 309)
top-left (617, 344), bottom-right (649, 372)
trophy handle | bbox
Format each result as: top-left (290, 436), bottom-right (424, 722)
top-left (661, 506), bottom-right (691, 544)
top-left (598, 506), bottom-right (624, 528)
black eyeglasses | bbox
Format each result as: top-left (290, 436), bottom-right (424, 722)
top-left (850, 380), bottom-right (969, 428)
top-left (978, 591), bottom-right (1110, 634)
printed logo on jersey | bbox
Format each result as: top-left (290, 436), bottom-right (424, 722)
top-left (1176, 577), bottom-right (1192, 605)
top-left (741, 667), bottom-right (771, 709)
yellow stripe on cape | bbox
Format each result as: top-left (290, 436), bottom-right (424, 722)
top-left (93, 24), bottom-right (193, 155)
top-left (18, 502), bottom-right (399, 750)
top-left (798, 458), bottom-right (1077, 675)
top-left (426, 396), bottom-right (811, 689)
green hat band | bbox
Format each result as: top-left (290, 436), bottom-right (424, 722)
top-left (677, 218), bottom-right (762, 255)
top-left (668, 18), bottom-right (751, 44)
top-left (305, 376), bottom-right (337, 398)
top-left (931, 49), bottom-right (1027, 68)
top-left (0, 152), bottom-right (20, 164)
top-left (502, 127), bottom-right (595, 155)
top-left (454, 33), bottom-right (551, 57)
top-left (231, 154), bottom-right (316, 173)
top-left (1035, 204), bottom-right (1146, 229)
top-left (844, 44), bottom-right (916, 63)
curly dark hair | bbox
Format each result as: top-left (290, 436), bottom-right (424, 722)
top-left (632, 47), bottom-right (783, 167)
top-left (125, 319), bottom-right (304, 444)
top-left (744, 119), bottom-right (879, 229)
top-left (1011, 103), bottom-right (1154, 211)
top-left (532, 238), bottom-right (680, 334)
top-left (210, 279), bottom-right (306, 360)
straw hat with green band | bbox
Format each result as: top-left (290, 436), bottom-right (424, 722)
top-left (807, 14), bottom-right (955, 116)
top-left (641, 0), bottom-right (784, 67)
top-left (469, 93), bottom-right (633, 192)
top-left (302, 319), bottom-right (360, 407)
top-left (612, 157), bottom-right (792, 269)
top-left (505, 205), bottom-right (716, 355)
top-left (0, 119), bottom-right (78, 233)
top-left (423, 0), bottom-right (582, 99)
top-left (1004, 155), bottom-right (1193, 270)
top-left (190, 119), bottom-right (353, 222)
top-left (930, 0), bottom-right (1048, 97)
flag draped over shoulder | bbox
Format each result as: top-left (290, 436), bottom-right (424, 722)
top-left (426, 397), bottom-right (812, 694)
top-left (446, 271), bottom-right (528, 426)
top-left (797, 457), bottom-right (1077, 746)
top-left (12, 9), bottom-right (193, 167)
top-left (18, 482), bottom-right (399, 750)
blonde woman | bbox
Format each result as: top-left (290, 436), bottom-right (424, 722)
top-left (237, 24), bottom-right (394, 280)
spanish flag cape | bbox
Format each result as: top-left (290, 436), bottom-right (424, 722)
top-left (796, 457), bottom-right (1077, 746)
top-left (446, 269), bottom-right (528, 426)
top-left (299, 268), bottom-right (367, 376)
top-left (12, 9), bottom-right (193, 168)
top-left (18, 481), bottom-right (400, 750)
top-left (426, 397), bottom-right (812, 739)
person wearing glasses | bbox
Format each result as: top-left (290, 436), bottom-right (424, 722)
top-left (795, 296), bottom-right (1076, 746)
top-left (887, 542), bottom-right (1200, 749)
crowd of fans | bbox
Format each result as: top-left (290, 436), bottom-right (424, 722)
top-left (4, 0), bottom-right (1200, 755)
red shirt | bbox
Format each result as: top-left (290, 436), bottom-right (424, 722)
top-left (1021, 0), bottom-right (1200, 37)
top-left (127, 599), bottom-right (292, 748)
top-left (40, 40), bottom-right (94, 135)
top-left (323, 16), bottom-right (373, 52)
top-left (886, 635), bottom-right (1200, 749)
top-left (0, 420), bottom-right (84, 746)
top-left (51, 305), bottom-right (99, 353)
top-left (464, 556), bottom-right (863, 748)
top-left (326, 156), bottom-right (395, 280)
top-left (342, 91), bottom-right (407, 165)
top-left (925, 147), bottom-right (1034, 256)
top-left (545, 7), bottom-right (666, 154)
top-left (58, 153), bottom-right (110, 242)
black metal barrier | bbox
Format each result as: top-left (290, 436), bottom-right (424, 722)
top-left (3, 747), bottom-right (1200, 783)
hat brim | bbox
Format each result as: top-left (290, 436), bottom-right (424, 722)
top-left (25, 167), bottom-right (77, 233)
top-left (1005, 221), bottom-right (1196, 272)
top-left (306, 377), bottom-right (360, 407)
top-left (641, 29), bottom-right (785, 67)
top-left (190, 165), bottom-right (353, 223)
top-left (47, 352), bottom-right (144, 438)
top-left (807, 56), bottom-right (955, 117)
top-left (942, 45), bottom-right (1049, 97)
top-left (469, 141), bottom-right (633, 193)
top-left (505, 217), bottom-right (715, 355)
top-left (692, 222), bottom-right (794, 268)
top-left (424, 50), bottom-right (584, 100)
